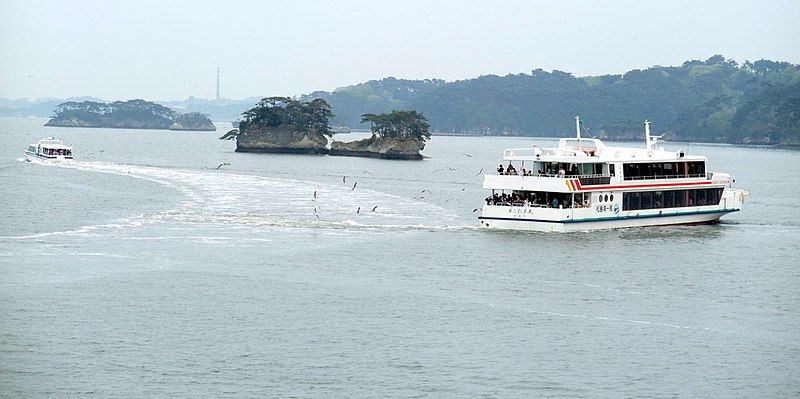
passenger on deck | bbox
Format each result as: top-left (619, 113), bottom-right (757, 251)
top-left (557, 167), bottom-right (566, 177)
top-left (497, 164), bottom-right (504, 175)
top-left (506, 163), bottom-right (517, 175)
top-left (551, 198), bottom-right (559, 208)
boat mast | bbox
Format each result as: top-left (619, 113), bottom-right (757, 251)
top-left (644, 119), bottom-right (662, 151)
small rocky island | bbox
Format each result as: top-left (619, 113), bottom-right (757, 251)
top-left (220, 98), bottom-right (429, 159)
top-left (330, 111), bottom-right (429, 160)
top-left (220, 97), bottom-right (332, 154)
top-left (45, 99), bottom-right (216, 131)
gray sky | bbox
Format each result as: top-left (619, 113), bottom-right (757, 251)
top-left (1, 0), bottom-right (798, 100)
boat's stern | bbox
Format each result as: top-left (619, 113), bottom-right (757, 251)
top-left (722, 188), bottom-right (748, 211)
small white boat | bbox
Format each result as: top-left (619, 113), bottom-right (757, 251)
top-left (25, 137), bottom-right (74, 161)
top-left (479, 117), bottom-right (748, 232)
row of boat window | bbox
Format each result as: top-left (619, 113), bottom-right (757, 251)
top-left (496, 161), bottom-right (707, 181)
top-left (487, 191), bottom-right (592, 208)
top-left (497, 162), bottom-right (606, 177)
top-left (43, 149), bottom-right (72, 156)
top-left (622, 188), bottom-right (723, 211)
top-left (488, 188), bottom-right (724, 210)
top-left (623, 162), bottom-right (705, 180)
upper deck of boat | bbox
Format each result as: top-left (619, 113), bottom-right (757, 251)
top-left (30, 138), bottom-right (73, 150)
top-left (502, 138), bottom-right (706, 164)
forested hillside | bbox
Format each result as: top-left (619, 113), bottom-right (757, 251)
top-left (304, 56), bottom-right (800, 145)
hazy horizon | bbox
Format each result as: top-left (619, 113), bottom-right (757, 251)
top-left (2, 0), bottom-right (799, 101)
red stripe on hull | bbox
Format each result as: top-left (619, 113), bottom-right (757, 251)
top-left (575, 180), bottom-right (713, 191)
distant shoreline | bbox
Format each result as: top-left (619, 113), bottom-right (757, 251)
top-left (3, 116), bottom-right (793, 149)
top-left (43, 124), bottom-right (218, 132)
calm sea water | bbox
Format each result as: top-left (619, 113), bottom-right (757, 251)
top-left (0, 117), bottom-right (798, 398)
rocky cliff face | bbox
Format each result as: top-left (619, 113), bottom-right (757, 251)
top-left (329, 136), bottom-right (425, 160)
top-left (235, 124), bottom-right (329, 154)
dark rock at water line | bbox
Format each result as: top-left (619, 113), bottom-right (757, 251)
top-left (234, 124), bottom-right (329, 154)
top-left (329, 135), bottom-right (425, 160)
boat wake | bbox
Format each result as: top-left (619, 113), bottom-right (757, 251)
top-left (9, 160), bottom-right (469, 239)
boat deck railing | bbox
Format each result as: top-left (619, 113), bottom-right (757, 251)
top-left (494, 172), bottom-right (713, 184)
top-left (623, 173), bottom-right (712, 181)
top-left (503, 147), bottom-right (591, 158)
top-left (495, 171), bottom-right (611, 185)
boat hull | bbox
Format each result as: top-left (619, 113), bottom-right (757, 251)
top-left (25, 151), bottom-right (72, 162)
top-left (479, 209), bottom-right (737, 232)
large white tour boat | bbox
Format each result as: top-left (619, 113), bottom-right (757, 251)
top-left (25, 137), bottom-right (74, 161)
top-left (479, 117), bottom-right (747, 232)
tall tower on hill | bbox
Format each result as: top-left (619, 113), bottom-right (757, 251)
top-left (216, 67), bottom-right (220, 101)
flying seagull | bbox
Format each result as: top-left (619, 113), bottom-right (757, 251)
top-left (472, 208), bottom-right (480, 212)
top-left (371, 206), bottom-right (378, 212)
top-left (216, 162), bottom-right (230, 169)
top-left (475, 167), bottom-right (484, 176)
top-left (463, 153), bottom-right (473, 157)
top-left (352, 182), bottom-right (358, 190)
top-left (313, 190), bottom-right (317, 199)
top-left (343, 176), bottom-right (346, 183)
top-left (356, 207), bottom-right (361, 214)
top-left (448, 167), bottom-right (468, 176)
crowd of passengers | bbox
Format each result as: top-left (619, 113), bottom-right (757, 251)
top-left (485, 191), bottom-right (590, 209)
top-left (497, 162), bottom-right (579, 177)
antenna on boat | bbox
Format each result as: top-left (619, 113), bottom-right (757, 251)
top-left (644, 119), bottom-right (662, 151)
top-left (575, 115), bottom-right (581, 140)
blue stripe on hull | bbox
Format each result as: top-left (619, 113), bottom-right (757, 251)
top-left (478, 208), bottom-right (738, 224)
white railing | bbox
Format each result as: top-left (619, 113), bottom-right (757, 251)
top-left (503, 147), bottom-right (587, 159)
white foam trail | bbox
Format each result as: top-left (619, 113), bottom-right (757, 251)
top-left (69, 252), bottom-right (131, 259)
top-left (10, 160), bottom-right (467, 239)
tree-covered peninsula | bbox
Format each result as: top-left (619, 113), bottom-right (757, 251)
top-left (330, 110), bottom-right (430, 160)
top-left (45, 99), bottom-right (216, 131)
top-left (303, 56), bottom-right (800, 145)
top-left (219, 97), bottom-right (333, 154)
